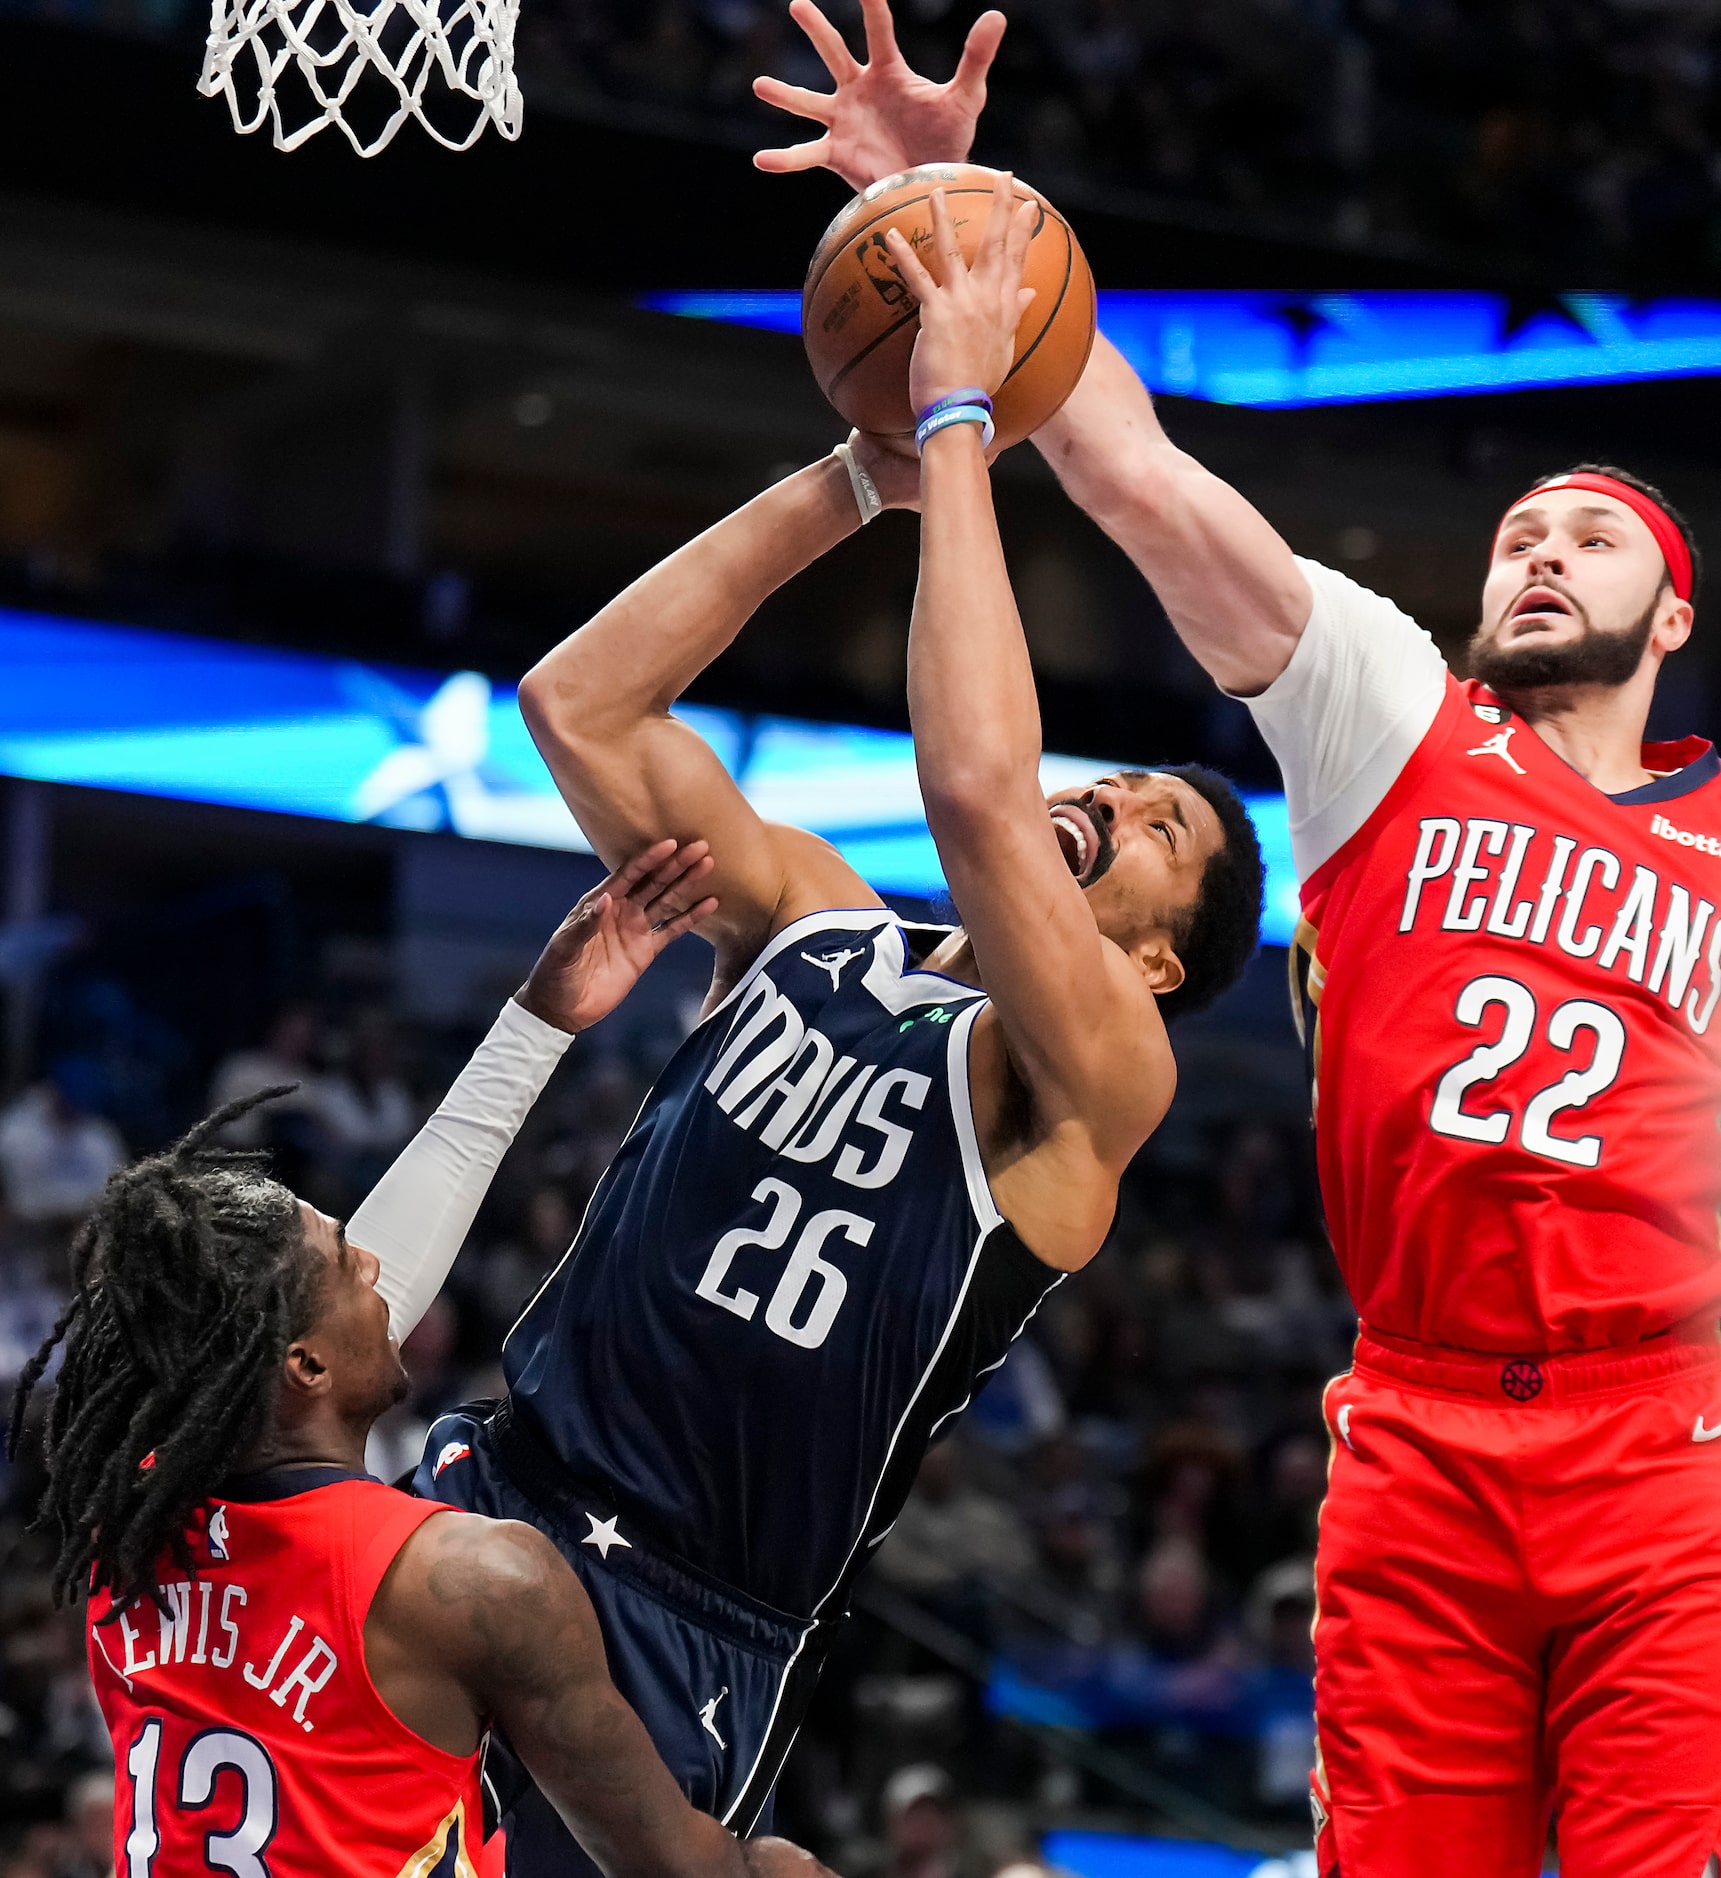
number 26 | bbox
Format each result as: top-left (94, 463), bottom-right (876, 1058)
top-left (695, 1177), bottom-right (871, 1349)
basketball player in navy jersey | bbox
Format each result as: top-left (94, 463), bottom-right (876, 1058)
top-left (354, 179), bottom-right (1262, 1876)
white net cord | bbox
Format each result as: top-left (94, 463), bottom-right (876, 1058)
top-left (198, 0), bottom-right (522, 156)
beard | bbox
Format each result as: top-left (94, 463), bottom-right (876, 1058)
top-left (1468, 587), bottom-right (1659, 694)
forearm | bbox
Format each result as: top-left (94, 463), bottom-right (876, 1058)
top-left (909, 424), bottom-right (1043, 812)
top-left (1033, 334), bottom-right (1308, 695)
top-left (348, 998), bottom-right (572, 1340)
top-left (521, 456), bottom-right (863, 735)
top-left (1034, 332), bottom-right (1182, 525)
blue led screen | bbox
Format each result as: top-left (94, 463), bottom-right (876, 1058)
top-left (1041, 1830), bottom-right (1314, 1878)
top-left (640, 290), bottom-right (1721, 408)
top-left (0, 606), bottom-right (1298, 943)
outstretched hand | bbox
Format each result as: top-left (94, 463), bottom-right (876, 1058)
top-left (514, 839), bottom-right (717, 1035)
top-left (753, 0), bottom-right (1004, 190)
top-left (885, 174), bottom-right (1037, 416)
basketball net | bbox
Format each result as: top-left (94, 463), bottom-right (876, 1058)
top-left (197, 0), bottom-right (522, 155)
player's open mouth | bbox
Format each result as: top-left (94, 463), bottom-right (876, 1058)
top-left (1509, 586), bottom-right (1573, 628)
top-left (1050, 803), bottom-right (1111, 885)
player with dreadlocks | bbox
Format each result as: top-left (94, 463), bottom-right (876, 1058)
top-left (7, 839), bottom-right (833, 1878)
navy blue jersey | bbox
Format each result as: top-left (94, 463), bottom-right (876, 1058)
top-left (502, 907), bottom-right (1062, 1620)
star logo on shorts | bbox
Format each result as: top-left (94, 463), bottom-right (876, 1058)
top-left (582, 1513), bottom-right (632, 1559)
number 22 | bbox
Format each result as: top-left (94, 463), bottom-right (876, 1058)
top-left (1429, 974), bottom-right (1626, 1169)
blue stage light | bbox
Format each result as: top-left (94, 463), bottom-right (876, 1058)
top-left (0, 605), bottom-right (1299, 942)
top-left (639, 289), bottom-right (1721, 407)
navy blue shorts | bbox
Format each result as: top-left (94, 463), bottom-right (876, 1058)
top-left (412, 1401), bottom-right (837, 1878)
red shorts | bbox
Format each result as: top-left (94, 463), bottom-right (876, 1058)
top-left (1313, 1322), bottom-right (1721, 1878)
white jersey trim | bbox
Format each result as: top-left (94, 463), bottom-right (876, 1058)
top-left (946, 1000), bottom-right (1003, 1234)
top-left (720, 1624), bottom-right (815, 1828)
top-left (1236, 556), bottom-right (1449, 881)
top-left (809, 1223), bottom-right (991, 1621)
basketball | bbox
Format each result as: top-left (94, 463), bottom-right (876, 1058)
top-left (802, 164), bottom-right (1097, 452)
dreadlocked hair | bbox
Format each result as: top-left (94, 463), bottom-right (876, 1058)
top-left (6, 1087), bottom-right (320, 1616)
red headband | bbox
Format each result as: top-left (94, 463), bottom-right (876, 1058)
top-left (1498, 472), bottom-right (1693, 602)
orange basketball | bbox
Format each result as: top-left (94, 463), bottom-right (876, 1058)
top-left (802, 164), bottom-right (1097, 453)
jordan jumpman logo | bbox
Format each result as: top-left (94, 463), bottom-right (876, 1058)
top-left (1466, 726), bottom-right (1527, 775)
top-left (802, 946), bottom-right (864, 991)
top-left (698, 1687), bottom-right (729, 1750)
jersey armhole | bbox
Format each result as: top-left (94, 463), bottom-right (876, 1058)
top-left (350, 1497), bottom-right (481, 1769)
top-left (1301, 673), bottom-right (1469, 900)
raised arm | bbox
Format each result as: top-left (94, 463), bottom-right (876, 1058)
top-left (889, 184), bottom-right (1173, 1181)
top-left (1030, 337), bottom-right (1309, 695)
top-left (351, 842), bottom-right (716, 1339)
top-left (374, 1514), bottom-right (833, 1878)
top-left (753, 0), bottom-right (1308, 697)
top-left (516, 443), bottom-right (915, 970)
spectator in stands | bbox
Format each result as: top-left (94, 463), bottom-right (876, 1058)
top-left (0, 1065), bottom-right (124, 1229)
top-left (872, 1439), bottom-right (1035, 1648)
top-left (206, 1002), bottom-right (323, 1149)
top-left (878, 1766), bottom-right (961, 1878)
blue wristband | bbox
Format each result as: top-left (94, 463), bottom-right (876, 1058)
top-left (917, 388), bottom-right (994, 423)
top-left (915, 404), bottom-right (996, 452)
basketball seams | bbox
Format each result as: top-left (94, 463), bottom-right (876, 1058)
top-left (803, 184), bottom-right (1054, 308)
top-left (809, 194), bottom-right (1081, 429)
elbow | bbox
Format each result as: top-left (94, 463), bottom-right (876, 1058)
top-left (518, 641), bottom-right (607, 747)
top-left (516, 661), bottom-right (556, 735)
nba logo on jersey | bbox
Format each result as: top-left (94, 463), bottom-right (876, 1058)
top-left (207, 1504), bottom-right (231, 1562)
top-left (433, 1440), bottom-right (472, 1479)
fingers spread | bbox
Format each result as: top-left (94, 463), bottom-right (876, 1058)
top-left (788, 0), bottom-right (859, 81)
top-left (753, 135), bottom-right (833, 173)
top-left (930, 187), bottom-right (964, 274)
top-left (633, 840), bottom-right (713, 905)
top-left (752, 75), bottom-right (835, 123)
top-left (652, 895), bottom-right (720, 943)
top-left (858, 0), bottom-right (903, 65)
top-left (884, 225), bottom-right (936, 297)
top-left (951, 9), bottom-right (1006, 99)
top-left (1006, 194), bottom-right (1037, 279)
top-left (604, 836), bottom-right (679, 896)
top-left (981, 170), bottom-right (1014, 265)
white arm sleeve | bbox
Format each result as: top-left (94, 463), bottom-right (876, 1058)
top-left (1237, 556), bottom-right (1450, 880)
top-left (348, 997), bottom-right (574, 1341)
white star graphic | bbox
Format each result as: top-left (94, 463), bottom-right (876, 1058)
top-left (581, 1513), bottom-right (632, 1560)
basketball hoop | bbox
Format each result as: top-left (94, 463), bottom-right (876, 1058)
top-left (197, 0), bottom-right (522, 155)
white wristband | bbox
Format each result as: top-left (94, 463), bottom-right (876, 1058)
top-left (834, 442), bottom-right (883, 526)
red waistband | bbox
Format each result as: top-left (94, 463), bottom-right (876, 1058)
top-left (1353, 1319), bottom-right (1721, 1404)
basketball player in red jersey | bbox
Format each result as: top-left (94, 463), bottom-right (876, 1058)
top-left (758, 11), bottom-right (1721, 1873)
top-left (7, 843), bottom-right (829, 1878)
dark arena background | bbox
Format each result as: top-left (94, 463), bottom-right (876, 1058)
top-left (2, 5), bottom-right (1720, 1875)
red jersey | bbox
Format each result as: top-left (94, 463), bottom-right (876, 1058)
top-left (1293, 671), bottom-right (1721, 1352)
top-left (89, 1468), bottom-right (483, 1878)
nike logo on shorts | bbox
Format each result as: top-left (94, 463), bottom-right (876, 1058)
top-left (1692, 1416), bottom-right (1721, 1443)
